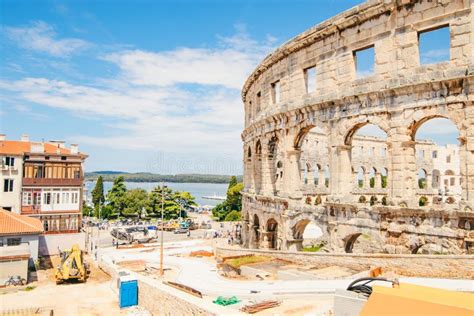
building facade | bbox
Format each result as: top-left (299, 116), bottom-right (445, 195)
top-left (0, 134), bottom-right (87, 234)
top-left (241, 0), bottom-right (474, 254)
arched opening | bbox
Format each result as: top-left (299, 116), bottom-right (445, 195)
top-left (254, 140), bottom-right (262, 194)
top-left (418, 169), bottom-right (427, 189)
top-left (252, 214), bottom-right (260, 248)
top-left (293, 219), bottom-right (325, 252)
top-left (369, 167), bottom-right (376, 188)
top-left (266, 218), bottom-right (278, 249)
top-left (348, 123), bottom-right (388, 194)
top-left (432, 169), bottom-right (441, 188)
top-left (381, 196), bottom-right (388, 206)
top-left (414, 117), bottom-right (461, 205)
top-left (268, 135), bottom-right (279, 194)
top-left (246, 146), bottom-right (253, 191)
top-left (381, 168), bottom-right (388, 188)
top-left (303, 163), bottom-right (312, 185)
top-left (359, 196), bottom-right (367, 203)
top-left (356, 167), bottom-right (365, 188)
top-left (344, 233), bottom-right (361, 253)
top-left (419, 196), bottom-right (428, 207)
top-left (446, 196), bottom-right (455, 204)
top-left (370, 196), bottom-right (378, 206)
top-left (315, 195), bottom-right (322, 205)
top-left (314, 164), bottom-right (320, 186)
top-left (324, 165), bottom-right (330, 188)
top-left (344, 232), bottom-right (383, 253)
top-left (297, 126), bottom-right (329, 191)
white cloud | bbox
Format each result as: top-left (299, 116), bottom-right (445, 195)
top-left (0, 28), bottom-right (274, 172)
top-left (420, 48), bottom-right (449, 64)
top-left (104, 32), bottom-right (275, 89)
top-left (5, 21), bottom-right (90, 57)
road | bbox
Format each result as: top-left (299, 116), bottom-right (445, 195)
top-left (100, 239), bottom-right (474, 298)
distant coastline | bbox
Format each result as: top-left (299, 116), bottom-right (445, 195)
top-left (85, 171), bottom-right (243, 184)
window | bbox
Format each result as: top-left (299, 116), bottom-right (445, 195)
top-left (304, 66), bottom-right (316, 93)
top-left (22, 192), bottom-right (32, 205)
top-left (432, 150), bottom-right (438, 158)
top-left (62, 192), bottom-right (70, 204)
top-left (256, 91), bottom-right (261, 111)
top-left (3, 179), bottom-right (13, 192)
top-left (33, 192), bottom-right (41, 206)
top-left (55, 192), bottom-right (60, 204)
top-left (354, 46), bottom-right (375, 78)
top-left (381, 147), bottom-right (387, 157)
top-left (419, 26), bottom-right (450, 65)
top-left (450, 177), bottom-right (455, 186)
top-left (418, 150), bottom-right (425, 159)
top-left (71, 192), bottom-right (79, 204)
top-left (4, 157), bottom-right (15, 167)
top-left (7, 238), bottom-right (21, 246)
top-left (44, 192), bottom-right (52, 205)
top-left (447, 155), bottom-right (451, 163)
top-left (271, 81), bottom-right (281, 104)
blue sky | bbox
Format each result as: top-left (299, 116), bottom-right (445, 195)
top-left (0, 0), bottom-right (457, 174)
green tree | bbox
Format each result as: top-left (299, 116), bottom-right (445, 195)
top-left (148, 186), bottom-right (194, 220)
top-left (224, 210), bottom-right (241, 221)
top-left (82, 202), bottom-right (93, 217)
top-left (226, 183), bottom-right (244, 211)
top-left (122, 189), bottom-right (149, 217)
top-left (107, 176), bottom-right (127, 217)
top-left (91, 176), bottom-right (105, 210)
top-left (173, 191), bottom-right (197, 217)
top-left (212, 176), bottom-right (244, 221)
top-left (227, 176), bottom-right (238, 191)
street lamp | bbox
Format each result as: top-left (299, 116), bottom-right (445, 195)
top-left (160, 183), bottom-right (166, 276)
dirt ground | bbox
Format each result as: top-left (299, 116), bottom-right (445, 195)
top-left (0, 255), bottom-right (130, 316)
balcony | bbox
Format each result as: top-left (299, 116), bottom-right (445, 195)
top-left (21, 205), bottom-right (40, 215)
top-left (22, 177), bottom-right (83, 187)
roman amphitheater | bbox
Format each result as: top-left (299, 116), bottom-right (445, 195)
top-left (240, 0), bottom-right (474, 255)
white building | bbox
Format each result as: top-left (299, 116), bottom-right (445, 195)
top-left (0, 134), bottom-right (24, 213)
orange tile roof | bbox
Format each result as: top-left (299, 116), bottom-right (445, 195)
top-left (0, 140), bottom-right (73, 155)
top-left (0, 209), bottom-right (44, 236)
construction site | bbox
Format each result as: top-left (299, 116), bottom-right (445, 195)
top-left (1, 221), bottom-right (473, 315)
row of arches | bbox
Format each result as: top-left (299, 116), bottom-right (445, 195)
top-left (246, 211), bottom-right (461, 254)
top-left (244, 114), bottom-right (465, 208)
top-left (355, 167), bottom-right (388, 189)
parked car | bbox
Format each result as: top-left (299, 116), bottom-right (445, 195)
top-left (173, 227), bottom-right (189, 234)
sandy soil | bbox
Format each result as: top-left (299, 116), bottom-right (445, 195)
top-left (0, 255), bottom-right (125, 316)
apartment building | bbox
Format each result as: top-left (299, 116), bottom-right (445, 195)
top-left (0, 134), bottom-right (87, 234)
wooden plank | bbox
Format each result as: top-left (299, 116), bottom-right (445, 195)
top-left (163, 281), bottom-right (203, 298)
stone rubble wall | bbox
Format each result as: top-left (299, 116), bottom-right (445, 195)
top-left (215, 246), bottom-right (474, 279)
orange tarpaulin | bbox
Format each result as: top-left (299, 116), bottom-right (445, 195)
top-left (361, 283), bottom-right (474, 316)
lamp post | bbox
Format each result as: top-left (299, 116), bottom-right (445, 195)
top-left (160, 183), bottom-right (165, 276)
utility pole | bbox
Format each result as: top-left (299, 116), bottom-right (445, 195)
top-left (160, 182), bottom-right (165, 276)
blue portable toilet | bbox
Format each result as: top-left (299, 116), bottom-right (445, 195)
top-left (119, 275), bottom-right (138, 308)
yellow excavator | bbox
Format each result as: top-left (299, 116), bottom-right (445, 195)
top-left (55, 244), bottom-right (90, 284)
